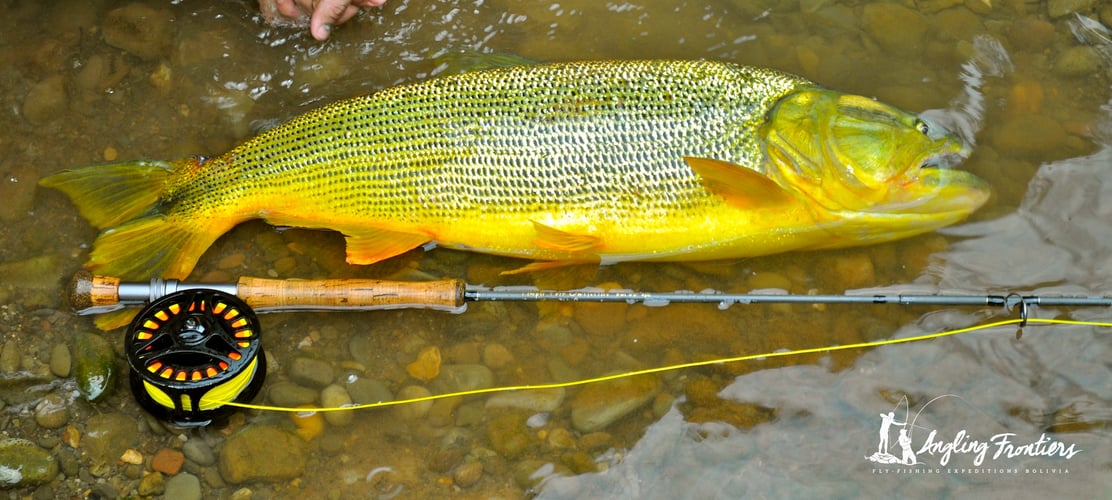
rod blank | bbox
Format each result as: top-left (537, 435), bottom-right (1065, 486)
top-left (68, 270), bottom-right (1112, 318)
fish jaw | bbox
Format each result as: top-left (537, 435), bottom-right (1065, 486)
top-left (759, 88), bottom-right (990, 230)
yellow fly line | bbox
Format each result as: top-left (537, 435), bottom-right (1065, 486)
top-left (205, 316), bottom-right (1112, 414)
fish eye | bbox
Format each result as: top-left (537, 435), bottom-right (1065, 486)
top-left (914, 119), bottom-right (929, 135)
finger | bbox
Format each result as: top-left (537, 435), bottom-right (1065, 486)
top-left (309, 0), bottom-right (359, 40)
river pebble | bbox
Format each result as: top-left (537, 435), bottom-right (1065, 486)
top-left (164, 472), bottom-right (203, 500)
top-left (219, 424), bottom-right (307, 484)
top-left (22, 74), bottom-right (67, 125)
top-left (346, 377), bottom-right (393, 404)
top-left (152, 448), bottom-right (185, 475)
top-left (0, 438), bottom-right (57, 489)
top-left (138, 471), bottom-right (165, 496)
top-left (861, 3), bottom-right (927, 57)
top-left (49, 343), bottom-right (71, 378)
top-left (181, 439), bottom-right (216, 466)
top-left (0, 341), bottom-right (19, 373)
top-left (321, 384), bottom-right (355, 426)
top-left (570, 374), bottom-right (661, 432)
top-left (101, 3), bottom-right (174, 60)
top-left (406, 345), bottom-right (442, 381)
top-left (478, 342), bottom-right (511, 368)
top-left (288, 356), bottom-right (335, 388)
top-left (1047, 0), bottom-right (1098, 18)
top-left (487, 413), bottom-right (532, 459)
top-left (392, 385), bottom-right (434, 420)
top-left (268, 381), bottom-right (318, 407)
top-left (1052, 46), bottom-right (1105, 78)
top-left (72, 332), bottom-right (117, 402)
top-left (486, 388), bottom-right (566, 413)
top-left (82, 413), bottom-right (139, 464)
top-left (429, 364), bottom-right (495, 395)
top-left (991, 114), bottom-right (1068, 159)
top-left (33, 393), bottom-right (68, 429)
top-left (453, 460), bottom-right (483, 488)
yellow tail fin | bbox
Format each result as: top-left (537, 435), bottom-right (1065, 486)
top-left (41, 161), bottom-right (234, 330)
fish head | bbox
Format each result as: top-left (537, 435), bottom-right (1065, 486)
top-left (760, 88), bottom-right (990, 222)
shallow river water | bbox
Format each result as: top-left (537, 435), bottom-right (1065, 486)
top-left (2, 0), bottom-right (1110, 498)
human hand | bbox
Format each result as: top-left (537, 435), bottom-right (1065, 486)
top-left (259, 0), bottom-right (387, 41)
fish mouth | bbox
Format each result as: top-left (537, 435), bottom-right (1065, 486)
top-left (870, 151), bottom-right (989, 216)
top-left (918, 151), bottom-right (967, 170)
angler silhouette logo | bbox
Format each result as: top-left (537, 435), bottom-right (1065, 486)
top-left (865, 395), bottom-right (1083, 470)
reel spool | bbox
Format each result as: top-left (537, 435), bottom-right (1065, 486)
top-left (125, 289), bottom-right (266, 426)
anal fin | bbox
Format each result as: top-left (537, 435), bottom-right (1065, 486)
top-left (342, 226), bottom-right (431, 265)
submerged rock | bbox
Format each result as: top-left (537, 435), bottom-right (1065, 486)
top-left (0, 438), bottom-right (58, 489)
top-left (219, 425), bottom-right (307, 483)
top-left (570, 374), bottom-right (661, 432)
top-left (82, 413), bottom-right (139, 464)
top-left (21, 74), bottom-right (67, 125)
top-left (71, 332), bottom-right (117, 403)
top-left (102, 3), bottom-right (174, 61)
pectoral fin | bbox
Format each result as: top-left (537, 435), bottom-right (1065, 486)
top-left (684, 157), bottom-right (796, 210)
top-left (341, 227), bottom-right (431, 265)
top-left (532, 221), bottom-right (602, 252)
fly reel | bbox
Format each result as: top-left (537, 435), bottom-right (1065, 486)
top-left (125, 289), bottom-right (266, 426)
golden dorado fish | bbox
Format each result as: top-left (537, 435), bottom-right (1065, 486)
top-left (42, 59), bottom-right (988, 297)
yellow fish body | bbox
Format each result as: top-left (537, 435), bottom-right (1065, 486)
top-left (42, 60), bottom-right (989, 289)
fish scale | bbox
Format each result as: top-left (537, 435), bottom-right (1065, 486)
top-left (208, 60), bottom-right (807, 225)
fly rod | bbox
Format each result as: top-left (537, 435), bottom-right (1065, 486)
top-left (69, 270), bottom-right (1112, 320)
top-left (65, 270), bottom-right (1112, 426)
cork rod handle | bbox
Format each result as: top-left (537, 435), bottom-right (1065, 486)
top-left (68, 270), bottom-right (467, 314)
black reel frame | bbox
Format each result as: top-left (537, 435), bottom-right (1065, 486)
top-left (125, 289), bottom-right (266, 426)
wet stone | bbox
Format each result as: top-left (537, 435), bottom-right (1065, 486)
top-left (485, 388), bottom-right (566, 413)
top-left (102, 3), bottom-right (174, 61)
top-left (83, 413), bottom-right (139, 464)
top-left (219, 425), bottom-right (307, 484)
top-left (49, 343), bottom-right (70, 378)
top-left (267, 381), bottom-right (317, 407)
top-left (138, 471), bottom-right (165, 496)
top-left (320, 384), bottom-right (354, 427)
top-left (288, 356), bottom-right (334, 388)
top-left (570, 374), bottom-right (661, 432)
top-left (1048, 0), bottom-right (1097, 18)
top-left (346, 377), bottom-right (393, 405)
top-left (181, 439), bottom-right (216, 466)
top-left (406, 345), bottom-right (442, 381)
top-left (72, 332), bottom-right (117, 402)
top-left (861, 3), bottom-right (927, 57)
top-left (487, 413), bottom-right (532, 459)
top-left (481, 343), bottom-right (514, 369)
top-left (0, 341), bottom-right (20, 373)
top-left (33, 393), bottom-right (68, 429)
top-left (991, 114), bottom-right (1068, 159)
top-left (429, 364), bottom-right (495, 395)
top-left (1053, 46), bottom-right (1104, 78)
top-left (452, 460), bottom-right (483, 488)
top-left (22, 74), bottom-right (67, 125)
top-left (0, 438), bottom-right (58, 489)
top-left (164, 472), bottom-right (202, 500)
top-left (393, 385), bottom-right (433, 420)
top-left (152, 448), bottom-right (185, 475)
